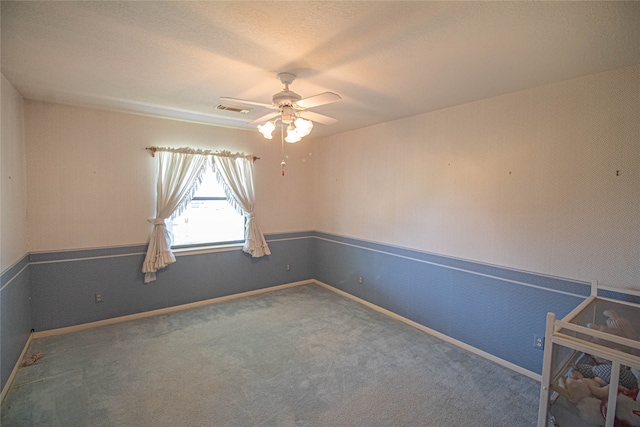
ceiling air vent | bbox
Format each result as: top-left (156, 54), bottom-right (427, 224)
top-left (216, 103), bottom-right (251, 114)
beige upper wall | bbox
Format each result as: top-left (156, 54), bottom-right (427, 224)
top-left (313, 64), bottom-right (640, 289)
top-left (14, 64), bottom-right (640, 288)
top-left (1, 74), bottom-right (28, 271)
top-left (24, 103), bottom-right (315, 252)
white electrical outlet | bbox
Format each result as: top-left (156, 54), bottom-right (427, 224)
top-left (358, 276), bottom-right (363, 284)
top-left (534, 335), bottom-right (544, 349)
top-left (95, 292), bottom-right (103, 303)
top-left (286, 264), bottom-right (291, 271)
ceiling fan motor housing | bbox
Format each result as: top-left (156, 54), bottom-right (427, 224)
top-left (272, 72), bottom-right (301, 113)
top-left (272, 90), bottom-right (301, 108)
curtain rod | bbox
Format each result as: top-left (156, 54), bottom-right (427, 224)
top-left (145, 147), bottom-right (259, 162)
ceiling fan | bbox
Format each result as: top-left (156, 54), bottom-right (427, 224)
top-left (221, 72), bottom-right (341, 142)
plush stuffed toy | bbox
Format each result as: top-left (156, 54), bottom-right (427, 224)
top-left (577, 394), bottom-right (640, 427)
top-left (605, 310), bottom-right (638, 340)
top-left (588, 310), bottom-right (638, 356)
top-left (574, 364), bottom-right (639, 390)
top-left (556, 369), bottom-right (610, 403)
top-left (558, 368), bottom-right (640, 425)
top-left (593, 365), bottom-right (639, 390)
top-left (562, 374), bottom-right (596, 403)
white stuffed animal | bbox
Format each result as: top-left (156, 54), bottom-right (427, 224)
top-left (577, 394), bottom-right (640, 427)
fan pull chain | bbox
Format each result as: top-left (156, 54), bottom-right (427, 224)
top-left (280, 121), bottom-right (286, 176)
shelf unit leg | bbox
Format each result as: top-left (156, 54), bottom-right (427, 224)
top-left (604, 361), bottom-right (620, 427)
top-left (538, 312), bottom-right (556, 427)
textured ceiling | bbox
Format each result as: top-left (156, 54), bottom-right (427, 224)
top-left (2, 1), bottom-right (640, 139)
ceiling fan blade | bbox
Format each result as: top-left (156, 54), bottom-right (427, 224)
top-left (296, 92), bottom-right (342, 109)
top-left (220, 97), bottom-right (275, 109)
top-left (249, 111), bottom-right (281, 125)
top-left (297, 110), bottom-right (338, 125)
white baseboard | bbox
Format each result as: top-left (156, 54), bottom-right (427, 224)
top-left (17, 278), bottom-right (539, 398)
top-left (33, 280), bottom-right (311, 339)
top-left (1, 332), bottom-right (33, 403)
top-left (312, 279), bottom-right (542, 382)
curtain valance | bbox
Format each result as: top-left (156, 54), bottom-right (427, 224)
top-left (146, 146), bottom-right (256, 161)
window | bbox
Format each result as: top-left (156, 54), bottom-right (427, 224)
top-left (169, 167), bottom-right (245, 247)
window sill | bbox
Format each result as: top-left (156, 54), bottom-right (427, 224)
top-left (172, 243), bottom-right (244, 257)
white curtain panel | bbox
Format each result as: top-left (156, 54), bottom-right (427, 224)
top-left (214, 155), bottom-right (271, 258)
top-left (142, 150), bottom-right (209, 283)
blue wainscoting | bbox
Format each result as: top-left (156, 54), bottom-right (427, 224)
top-left (1, 255), bottom-right (32, 392)
top-left (29, 233), bottom-right (314, 332)
top-left (312, 232), bottom-right (589, 375)
top-left (2, 230), bottom-right (591, 392)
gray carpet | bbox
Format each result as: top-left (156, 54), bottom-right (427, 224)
top-left (2, 284), bottom-right (540, 426)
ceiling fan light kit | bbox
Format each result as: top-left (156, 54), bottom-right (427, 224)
top-left (257, 121), bottom-right (275, 139)
top-left (221, 72), bottom-right (341, 176)
top-left (294, 117), bottom-right (313, 136)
